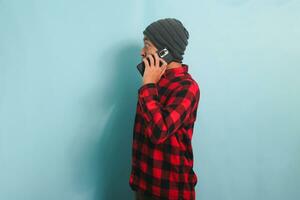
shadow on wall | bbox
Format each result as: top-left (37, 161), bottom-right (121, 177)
top-left (69, 42), bottom-right (142, 200)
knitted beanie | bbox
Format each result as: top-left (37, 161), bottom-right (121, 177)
top-left (143, 18), bottom-right (189, 63)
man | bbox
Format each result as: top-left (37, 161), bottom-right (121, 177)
top-left (129, 18), bottom-right (200, 200)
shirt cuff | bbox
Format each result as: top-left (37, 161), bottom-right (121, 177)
top-left (138, 83), bottom-right (159, 122)
top-left (138, 83), bottom-right (158, 98)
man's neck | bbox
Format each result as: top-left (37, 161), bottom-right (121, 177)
top-left (166, 61), bottom-right (182, 70)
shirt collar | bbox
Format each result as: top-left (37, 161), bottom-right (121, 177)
top-left (162, 64), bottom-right (189, 79)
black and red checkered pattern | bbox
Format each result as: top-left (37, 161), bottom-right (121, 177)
top-left (129, 64), bottom-right (201, 200)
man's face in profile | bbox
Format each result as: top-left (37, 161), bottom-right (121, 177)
top-left (140, 36), bottom-right (158, 60)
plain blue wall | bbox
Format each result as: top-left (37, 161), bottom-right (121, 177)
top-left (0, 0), bottom-right (299, 200)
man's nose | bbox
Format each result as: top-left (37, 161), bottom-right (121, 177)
top-left (140, 49), bottom-right (145, 58)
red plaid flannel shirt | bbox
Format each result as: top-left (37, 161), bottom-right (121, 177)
top-left (129, 64), bottom-right (200, 200)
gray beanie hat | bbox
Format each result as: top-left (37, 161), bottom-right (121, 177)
top-left (143, 18), bottom-right (189, 63)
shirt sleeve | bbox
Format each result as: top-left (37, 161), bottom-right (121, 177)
top-left (138, 81), bottom-right (198, 144)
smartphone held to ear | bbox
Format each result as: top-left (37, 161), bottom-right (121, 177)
top-left (136, 48), bottom-right (173, 76)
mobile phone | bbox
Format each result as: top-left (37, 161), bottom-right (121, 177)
top-left (136, 48), bottom-right (174, 76)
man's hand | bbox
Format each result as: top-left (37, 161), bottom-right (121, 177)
top-left (142, 53), bottom-right (168, 85)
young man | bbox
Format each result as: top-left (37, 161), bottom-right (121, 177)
top-left (129, 18), bottom-right (200, 200)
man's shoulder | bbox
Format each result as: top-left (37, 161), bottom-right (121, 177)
top-left (167, 74), bottom-right (200, 97)
top-left (180, 74), bottom-right (200, 91)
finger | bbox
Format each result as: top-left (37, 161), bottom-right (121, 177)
top-left (147, 54), bottom-right (154, 67)
top-left (162, 64), bottom-right (167, 72)
top-left (160, 65), bottom-right (167, 76)
top-left (160, 58), bottom-right (168, 67)
top-left (143, 58), bottom-right (149, 69)
top-left (154, 53), bottom-right (160, 67)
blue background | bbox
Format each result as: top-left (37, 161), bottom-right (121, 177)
top-left (0, 0), bottom-right (299, 199)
